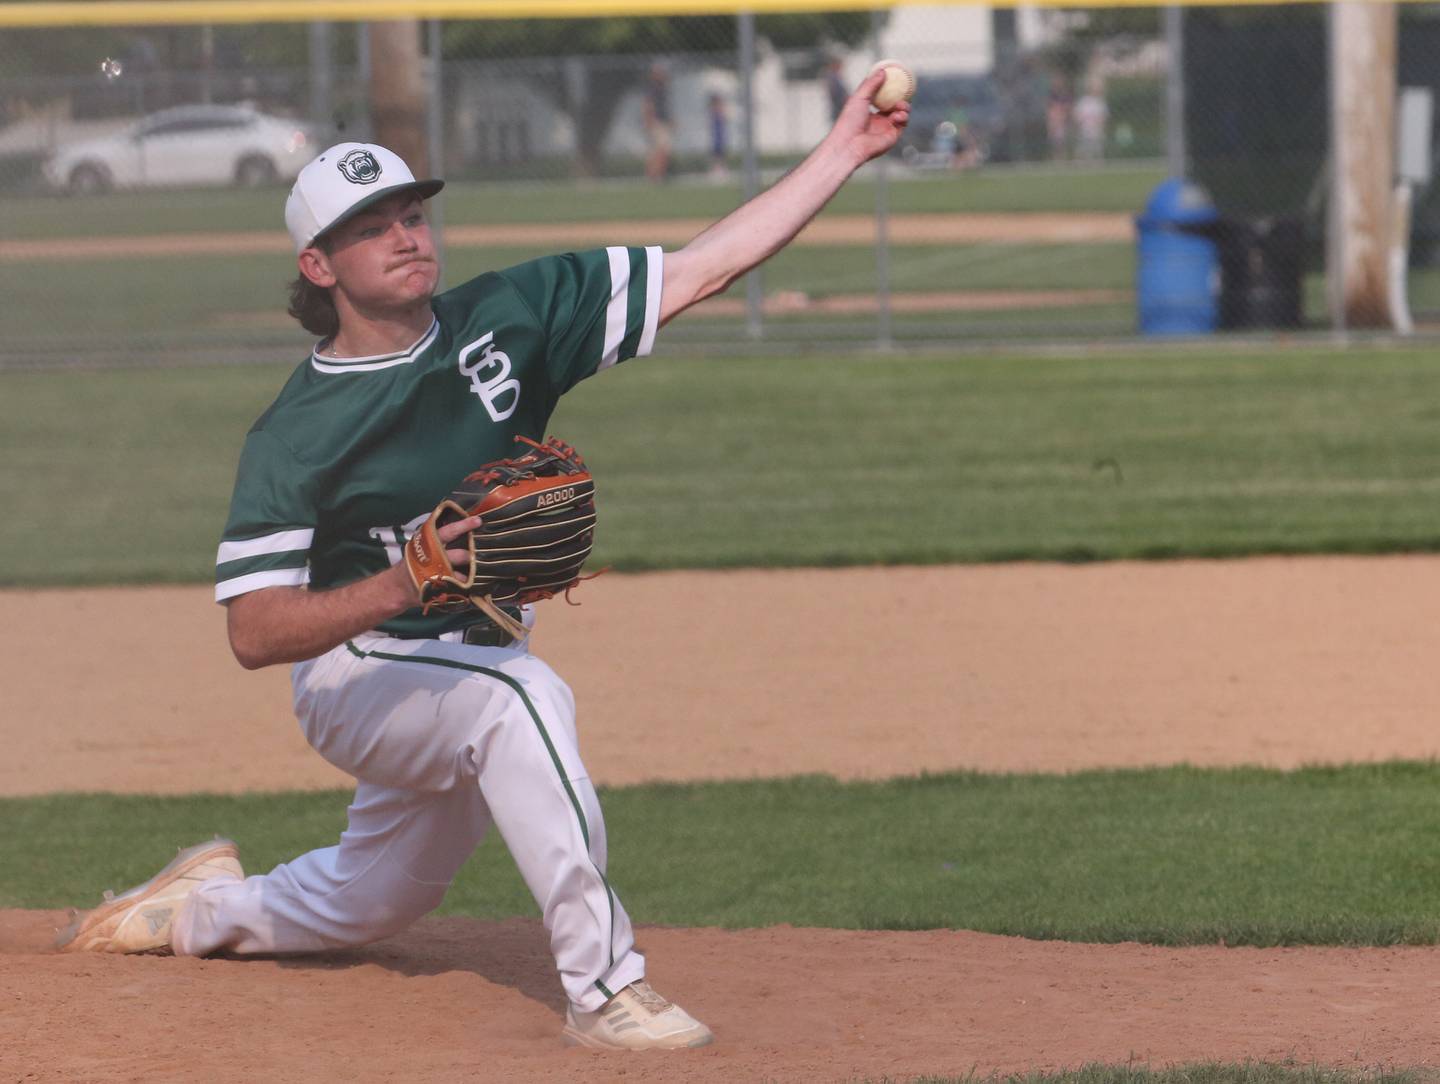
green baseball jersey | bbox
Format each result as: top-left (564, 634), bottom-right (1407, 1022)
top-left (214, 245), bottom-right (663, 639)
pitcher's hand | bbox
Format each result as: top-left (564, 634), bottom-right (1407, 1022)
top-left (825, 68), bottom-right (911, 167)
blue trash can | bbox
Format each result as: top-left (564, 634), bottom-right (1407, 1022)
top-left (1135, 178), bottom-right (1220, 336)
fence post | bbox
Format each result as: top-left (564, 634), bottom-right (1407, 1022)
top-left (738, 11), bottom-right (763, 340)
top-left (1163, 5), bottom-right (1186, 178)
top-left (200, 24), bottom-right (215, 104)
top-left (356, 23), bottom-right (372, 138)
top-left (427, 18), bottom-right (445, 279)
top-left (872, 9), bottom-right (893, 350)
top-left (308, 21), bottom-right (333, 130)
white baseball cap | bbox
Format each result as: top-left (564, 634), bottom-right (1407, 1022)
top-left (284, 142), bottom-right (444, 253)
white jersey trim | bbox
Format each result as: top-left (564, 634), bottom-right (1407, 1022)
top-left (215, 566), bottom-right (310, 602)
top-left (637, 246), bottom-right (663, 357)
top-left (599, 246), bottom-right (631, 373)
top-left (310, 319), bottom-right (439, 374)
top-left (216, 528), bottom-right (315, 565)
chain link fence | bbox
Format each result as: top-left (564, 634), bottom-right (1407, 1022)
top-left (1, 5), bottom-right (1436, 366)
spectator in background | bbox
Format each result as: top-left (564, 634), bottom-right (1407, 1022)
top-left (946, 98), bottom-right (981, 170)
top-left (642, 62), bottom-right (672, 183)
top-left (1045, 74), bottom-right (1072, 160)
top-left (707, 93), bottom-right (729, 181)
top-left (1073, 78), bottom-right (1109, 161)
top-left (825, 57), bottom-right (849, 122)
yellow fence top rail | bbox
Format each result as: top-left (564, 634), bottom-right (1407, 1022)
top-left (0, 0), bottom-right (1412, 29)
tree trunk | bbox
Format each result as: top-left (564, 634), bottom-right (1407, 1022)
top-left (368, 21), bottom-right (428, 176)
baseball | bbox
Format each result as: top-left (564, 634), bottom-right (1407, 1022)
top-left (869, 59), bottom-right (916, 113)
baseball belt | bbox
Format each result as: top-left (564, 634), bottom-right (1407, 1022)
top-left (377, 607), bottom-right (524, 648)
top-left (458, 621), bottom-right (519, 648)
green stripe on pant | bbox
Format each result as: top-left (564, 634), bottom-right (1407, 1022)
top-left (344, 639), bottom-right (618, 971)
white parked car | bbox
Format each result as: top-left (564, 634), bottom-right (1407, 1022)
top-left (44, 104), bottom-right (323, 194)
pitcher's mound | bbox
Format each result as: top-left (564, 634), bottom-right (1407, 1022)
top-left (4, 910), bottom-right (1440, 1081)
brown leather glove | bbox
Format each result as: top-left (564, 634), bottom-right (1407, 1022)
top-left (403, 436), bottom-right (597, 640)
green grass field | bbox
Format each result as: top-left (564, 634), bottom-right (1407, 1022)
top-left (32, 253), bottom-right (1440, 358)
top-left (2, 165), bottom-right (1166, 240)
top-left (9, 249), bottom-right (1439, 360)
top-left (6, 318), bottom-right (1440, 1074)
top-left (0, 164), bottom-right (1170, 356)
top-left (926, 1069), bottom-right (1421, 1084)
top-left (0, 241), bottom-right (1138, 350)
top-left (9, 763), bottom-right (1440, 946)
top-left (6, 345), bottom-right (1440, 586)
top-left (12, 163), bottom-right (1440, 359)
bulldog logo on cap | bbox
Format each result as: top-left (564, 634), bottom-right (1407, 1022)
top-left (337, 149), bottom-right (383, 185)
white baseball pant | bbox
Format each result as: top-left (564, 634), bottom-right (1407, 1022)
top-left (171, 631), bottom-right (645, 1011)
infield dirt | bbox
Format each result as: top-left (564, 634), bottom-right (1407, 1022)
top-left (5, 557), bottom-right (1440, 1080)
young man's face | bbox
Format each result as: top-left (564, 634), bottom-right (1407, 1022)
top-left (307, 193), bottom-right (439, 313)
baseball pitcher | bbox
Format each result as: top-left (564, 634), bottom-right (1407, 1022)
top-left (56, 70), bottom-right (909, 1050)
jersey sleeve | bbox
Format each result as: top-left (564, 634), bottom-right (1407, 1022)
top-left (497, 246), bottom-right (664, 394)
top-left (214, 428), bottom-right (318, 603)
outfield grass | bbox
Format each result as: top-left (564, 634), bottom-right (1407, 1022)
top-left (1, 164), bottom-right (1166, 240)
top-left (17, 162), bottom-right (1440, 366)
top-left (657, 302), bottom-right (1136, 349)
top-left (6, 346), bottom-right (1440, 586)
top-left (7, 763), bottom-right (1440, 946)
top-left (16, 226), bottom-right (1440, 360)
top-left (737, 240), bottom-right (1133, 294)
top-left (910, 1068), bottom-right (1422, 1084)
top-left (0, 241), bottom-right (1136, 349)
top-left (2, 164), bottom-right (1152, 357)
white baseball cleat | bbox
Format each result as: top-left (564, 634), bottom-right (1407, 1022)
top-left (562, 980), bottom-right (714, 1050)
top-left (54, 838), bottom-right (243, 954)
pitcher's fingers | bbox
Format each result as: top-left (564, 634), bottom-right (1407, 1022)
top-left (855, 67), bottom-right (886, 101)
top-left (437, 514), bottom-right (483, 544)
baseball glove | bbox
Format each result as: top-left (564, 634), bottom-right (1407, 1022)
top-left (403, 436), bottom-right (598, 641)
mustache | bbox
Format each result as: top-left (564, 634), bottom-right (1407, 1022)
top-left (386, 255), bottom-right (436, 272)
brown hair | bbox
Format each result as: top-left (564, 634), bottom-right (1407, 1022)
top-left (286, 235), bottom-right (338, 339)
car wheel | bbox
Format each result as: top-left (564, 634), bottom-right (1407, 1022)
top-left (235, 155), bottom-right (278, 187)
top-left (68, 163), bottom-right (111, 195)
